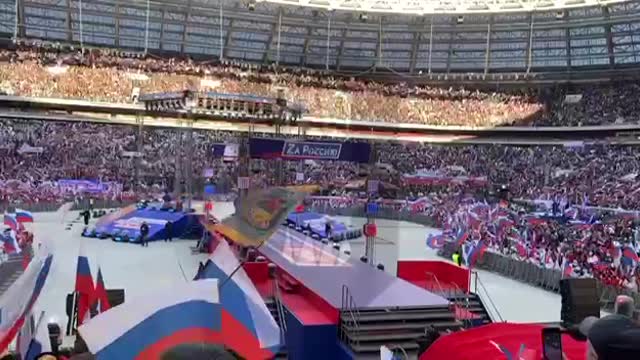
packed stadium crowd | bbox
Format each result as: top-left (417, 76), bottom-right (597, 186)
top-left (2, 42), bottom-right (640, 127)
top-left (0, 42), bottom-right (538, 127)
top-left (2, 117), bottom-right (640, 209)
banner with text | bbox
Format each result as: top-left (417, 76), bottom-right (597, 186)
top-left (249, 138), bottom-right (371, 163)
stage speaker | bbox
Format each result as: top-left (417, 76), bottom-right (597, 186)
top-left (559, 278), bottom-right (599, 326)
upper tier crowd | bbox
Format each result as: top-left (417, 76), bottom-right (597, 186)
top-left (5, 41), bottom-right (639, 127)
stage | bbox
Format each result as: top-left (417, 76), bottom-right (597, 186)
top-left (261, 227), bottom-right (449, 310)
top-left (91, 207), bottom-right (199, 242)
top-left (285, 211), bottom-right (361, 241)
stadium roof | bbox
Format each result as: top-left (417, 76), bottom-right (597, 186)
top-left (263, 0), bottom-right (628, 15)
top-left (0, 0), bottom-right (639, 75)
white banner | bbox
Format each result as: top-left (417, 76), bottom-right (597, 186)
top-left (17, 144), bottom-right (44, 154)
top-left (121, 151), bottom-right (143, 158)
top-left (237, 177), bottom-right (250, 190)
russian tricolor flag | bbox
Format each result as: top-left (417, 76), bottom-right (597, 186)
top-left (79, 280), bottom-right (224, 360)
top-left (15, 209), bottom-right (34, 223)
top-left (75, 244), bottom-right (95, 326)
top-left (464, 241), bottom-right (488, 269)
top-left (197, 239), bottom-right (282, 358)
top-left (1, 230), bottom-right (20, 254)
top-left (92, 267), bottom-right (111, 314)
top-left (622, 246), bottom-right (639, 264)
top-left (3, 214), bottom-right (18, 232)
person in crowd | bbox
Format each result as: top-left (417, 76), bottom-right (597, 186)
top-left (452, 249), bottom-right (462, 267)
top-left (139, 221), bottom-right (149, 247)
top-left (165, 221), bottom-right (173, 242)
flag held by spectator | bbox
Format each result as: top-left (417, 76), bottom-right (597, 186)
top-left (622, 246), bottom-right (639, 264)
top-left (455, 228), bottom-right (469, 247)
top-left (197, 239), bottom-right (282, 358)
top-left (75, 244), bottom-right (95, 326)
top-left (464, 241), bottom-right (487, 269)
top-left (426, 233), bottom-right (446, 250)
top-left (15, 209), bottom-right (34, 223)
top-left (1, 230), bottom-right (20, 254)
top-left (93, 267), bottom-right (111, 314)
top-left (78, 280), bottom-right (224, 360)
top-left (3, 214), bottom-right (18, 232)
top-left (563, 261), bottom-right (574, 278)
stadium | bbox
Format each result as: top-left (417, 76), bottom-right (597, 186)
top-left (1, 0), bottom-right (640, 359)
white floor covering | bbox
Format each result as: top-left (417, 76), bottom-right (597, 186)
top-left (23, 203), bottom-right (565, 347)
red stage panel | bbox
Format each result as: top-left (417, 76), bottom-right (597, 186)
top-left (397, 260), bottom-right (470, 293)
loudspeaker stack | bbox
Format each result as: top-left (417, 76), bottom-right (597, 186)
top-left (559, 278), bottom-right (600, 326)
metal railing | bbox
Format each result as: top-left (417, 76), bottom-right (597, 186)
top-left (340, 284), bottom-right (361, 349)
top-left (472, 271), bottom-right (504, 323)
top-left (425, 271), bottom-right (475, 328)
top-left (273, 275), bottom-right (288, 334)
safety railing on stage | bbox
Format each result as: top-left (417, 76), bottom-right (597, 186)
top-left (340, 284), bottom-right (361, 350)
top-left (273, 275), bottom-right (288, 334)
top-left (472, 271), bottom-right (504, 323)
top-left (425, 271), bottom-right (472, 328)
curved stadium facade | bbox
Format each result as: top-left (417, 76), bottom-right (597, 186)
top-left (0, 0), bottom-right (639, 79)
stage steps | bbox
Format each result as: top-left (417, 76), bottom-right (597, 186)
top-left (447, 292), bottom-right (492, 325)
top-left (339, 306), bottom-right (461, 359)
top-left (265, 297), bottom-right (288, 359)
top-left (0, 254), bottom-right (26, 297)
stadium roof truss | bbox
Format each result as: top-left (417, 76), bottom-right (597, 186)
top-left (0, 0), bottom-right (639, 74)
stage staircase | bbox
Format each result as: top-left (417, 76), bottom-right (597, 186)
top-left (0, 251), bottom-right (29, 297)
top-left (425, 271), bottom-right (503, 327)
top-left (265, 276), bottom-right (289, 359)
top-left (339, 285), bottom-right (462, 359)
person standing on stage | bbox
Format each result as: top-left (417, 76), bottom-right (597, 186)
top-left (165, 221), bottom-right (173, 242)
top-left (83, 209), bottom-right (90, 226)
top-left (140, 221), bottom-right (150, 247)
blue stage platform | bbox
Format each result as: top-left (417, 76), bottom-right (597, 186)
top-left (285, 212), bottom-right (361, 242)
top-left (90, 207), bottom-right (195, 242)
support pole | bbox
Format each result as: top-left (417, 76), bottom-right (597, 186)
top-left (276, 10), bottom-right (282, 65)
top-left (135, 114), bottom-right (144, 193)
top-left (219, 2), bottom-right (224, 60)
top-left (364, 142), bottom-right (378, 266)
top-left (79, 0), bottom-right (84, 51)
top-left (144, 0), bottom-right (150, 54)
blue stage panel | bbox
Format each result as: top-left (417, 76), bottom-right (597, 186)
top-left (284, 310), bottom-right (338, 360)
top-left (94, 208), bottom-right (190, 242)
top-left (286, 212), bottom-right (354, 240)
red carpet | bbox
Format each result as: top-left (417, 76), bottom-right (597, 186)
top-left (420, 323), bottom-right (586, 360)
